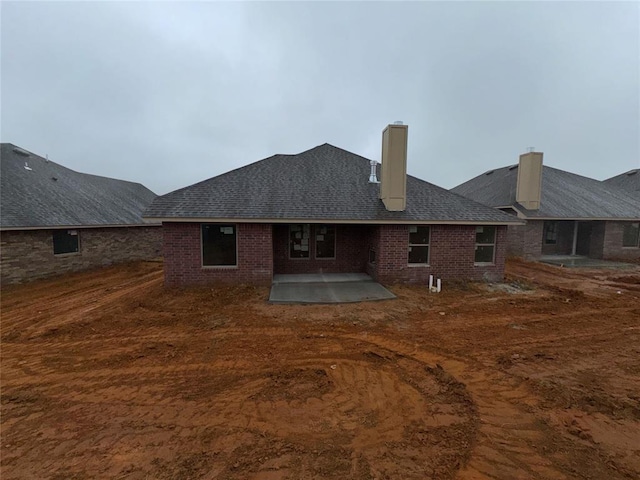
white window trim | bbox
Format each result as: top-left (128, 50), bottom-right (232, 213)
top-left (408, 226), bottom-right (430, 266)
top-left (475, 227), bottom-right (496, 265)
top-left (200, 223), bottom-right (239, 269)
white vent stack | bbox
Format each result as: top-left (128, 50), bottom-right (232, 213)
top-left (368, 160), bottom-right (379, 183)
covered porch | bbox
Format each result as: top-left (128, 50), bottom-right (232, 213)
top-left (541, 220), bottom-right (605, 258)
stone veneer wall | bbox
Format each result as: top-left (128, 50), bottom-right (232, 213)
top-left (0, 226), bottom-right (162, 285)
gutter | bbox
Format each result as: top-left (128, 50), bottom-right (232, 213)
top-left (142, 217), bottom-right (525, 226)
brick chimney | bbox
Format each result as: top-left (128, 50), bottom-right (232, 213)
top-left (516, 151), bottom-right (543, 210)
top-left (380, 122), bottom-right (408, 211)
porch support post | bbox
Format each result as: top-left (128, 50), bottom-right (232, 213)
top-left (571, 221), bottom-right (579, 256)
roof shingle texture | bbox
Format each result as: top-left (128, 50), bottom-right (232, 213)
top-left (451, 164), bottom-right (640, 219)
top-left (144, 144), bottom-right (518, 224)
top-left (1, 143), bottom-right (158, 229)
top-left (604, 169), bottom-right (640, 194)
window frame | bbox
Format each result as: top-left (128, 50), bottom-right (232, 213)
top-left (543, 221), bottom-right (558, 245)
top-left (474, 226), bottom-right (496, 265)
top-left (201, 223), bottom-right (238, 268)
top-left (52, 229), bottom-right (80, 256)
top-left (289, 224), bottom-right (311, 260)
top-left (314, 224), bottom-right (336, 260)
top-left (408, 225), bottom-right (430, 266)
top-left (622, 222), bottom-right (640, 248)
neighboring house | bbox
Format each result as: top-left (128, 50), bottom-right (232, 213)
top-left (451, 152), bottom-right (640, 261)
top-left (143, 124), bottom-right (522, 287)
top-left (0, 143), bottom-right (162, 285)
top-left (604, 169), bottom-right (640, 194)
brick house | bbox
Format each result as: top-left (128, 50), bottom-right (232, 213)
top-left (0, 144), bottom-right (162, 285)
top-left (144, 124), bottom-right (521, 287)
top-left (452, 153), bottom-right (640, 262)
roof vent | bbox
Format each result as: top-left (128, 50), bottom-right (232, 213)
top-left (485, 170), bottom-right (494, 175)
top-left (24, 162), bottom-right (33, 171)
top-left (13, 147), bottom-right (30, 157)
top-left (627, 170), bottom-right (638, 176)
top-left (368, 160), bottom-right (379, 183)
top-left (508, 164), bottom-right (518, 171)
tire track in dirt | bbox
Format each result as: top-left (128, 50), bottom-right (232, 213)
top-left (334, 333), bottom-right (566, 480)
top-left (2, 330), bottom-right (478, 479)
top-left (2, 269), bottom-right (162, 339)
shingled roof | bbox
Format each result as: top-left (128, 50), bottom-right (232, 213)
top-left (1, 143), bottom-right (158, 229)
top-left (604, 169), bottom-right (640, 194)
top-left (144, 143), bottom-right (520, 224)
top-left (451, 163), bottom-right (640, 220)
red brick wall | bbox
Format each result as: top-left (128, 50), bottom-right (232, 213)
top-left (163, 222), bottom-right (509, 287)
top-left (273, 224), bottom-right (369, 274)
top-left (163, 222), bottom-right (273, 286)
top-left (602, 221), bottom-right (640, 261)
top-left (374, 224), bottom-right (507, 284)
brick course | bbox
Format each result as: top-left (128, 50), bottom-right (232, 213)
top-left (372, 224), bottom-right (507, 284)
top-left (602, 221), bottom-right (640, 261)
top-left (273, 224), bottom-right (370, 274)
top-left (163, 222), bottom-right (273, 286)
top-left (162, 222), bottom-right (509, 287)
top-left (505, 219), bottom-right (639, 262)
top-left (0, 226), bottom-right (162, 285)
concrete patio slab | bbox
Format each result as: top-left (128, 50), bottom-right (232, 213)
top-left (269, 274), bottom-right (396, 304)
top-left (539, 255), bottom-right (637, 269)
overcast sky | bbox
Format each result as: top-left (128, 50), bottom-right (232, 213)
top-left (2, 1), bottom-right (638, 195)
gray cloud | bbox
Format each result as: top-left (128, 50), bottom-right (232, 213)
top-left (2, 1), bottom-right (638, 195)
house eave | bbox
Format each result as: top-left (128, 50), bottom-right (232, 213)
top-left (142, 216), bottom-right (524, 226)
top-left (516, 216), bottom-right (640, 222)
top-left (0, 223), bottom-right (161, 232)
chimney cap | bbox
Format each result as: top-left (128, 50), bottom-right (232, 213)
top-left (393, 121), bottom-right (404, 125)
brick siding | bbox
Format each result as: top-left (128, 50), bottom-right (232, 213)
top-left (163, 222), bottom-right (273, 286)
top-left (162, 222), bottom-right (509, 287)
top-left (273, 224), bottom-right (370, 274)
top-left (602, 221), bottom-right (640, 261)
top-left (0, 226), bottom-right (162, 285)
top-left (372, 224), bottom-right (507, 284)
top-left (505, 221), bottom-right (544, 259)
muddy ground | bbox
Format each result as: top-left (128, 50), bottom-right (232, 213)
top-left (1, 259), bottom-right (639, 479)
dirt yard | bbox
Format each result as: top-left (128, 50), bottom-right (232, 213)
top-left (2, 259), bottom-right (639, 480)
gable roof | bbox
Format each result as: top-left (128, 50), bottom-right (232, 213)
top-left (144, 143), bottom-right (520, 224)
top-left (603, 169), bottom-right (640, 193)
top-left (1, 143), bottom-right (158, 229)
top-left (451, 163), bottom-right (640, 220)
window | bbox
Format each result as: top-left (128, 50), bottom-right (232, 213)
top-left (475, 226), bottom-right (496, 264)
top-left (369, 247), bottom-right (376, 264)
top-left (289, 224), bottom-right (310, 258)
top-left (53, 230), bottom-right (79, 255)
top-left (622, 222), bottom-right (640, 247)
top-left (315, 225), bottom-right (336, 259)
top-left (543, 221), bottom-right (558, 245)
top-left (408, 226), bottom-right (430, 264)
top-left (202, 224), bottom-right (237, 266)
